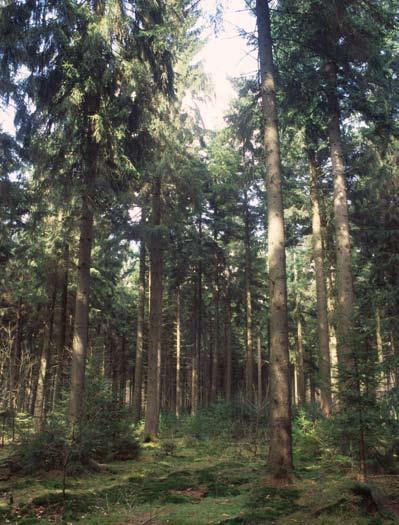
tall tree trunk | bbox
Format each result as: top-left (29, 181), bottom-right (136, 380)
top-left (324, 60), bottom-right (356, 393)
top-left (224, 283), bottom-right (232, 402)
top-left (320, 187), bottom-right (339, 394)
top-left (191, 213), bottom-right (202, 416)
top-left (308, 148), bottom-right (332, 415)
top-left (69, 192), bottom-right (94, 426)
top-left (390, 331), bottom-right (398, 389)
top-left (119, 336), bottom-right (127, 405)
top-left (203, 321), bottom-right (211, 408)
top-left (133, 234), bottom-right (146, 423)
top-left (53, 242), bottom-right (69, 406)
top-left (257, 336), bottom-right (262, 408)
top-left (69, 96), bottom-right (99, 428)
top-left (244, 193), bottom-right (254, 402)
top-left (375, 306), bottom-right (388, 393)
top-left (325, 59), bottom-right (365, 479)
top-left (256, 0), bottom-right (293, 480)
top-left (293, 254), bottom-right (306, 406)
top-left (144, 175), bottom-right (163, 438)
top-left (211, 279), bottom-right (220, 404)
top-left (34, 274), bottom-right (58, 428)
top-left (175, 286), bottom-right (182, 417)
top-left (9, 297), bottom-right (22, 412)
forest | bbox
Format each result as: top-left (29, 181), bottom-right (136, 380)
top-left (0, 0), bottom-right (398, 523)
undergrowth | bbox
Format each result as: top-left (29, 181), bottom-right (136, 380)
top-left (0, 403), bottom-right (398, 524)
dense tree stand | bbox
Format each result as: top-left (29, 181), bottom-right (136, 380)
top-left (0, 0), bottom-right (397, 517)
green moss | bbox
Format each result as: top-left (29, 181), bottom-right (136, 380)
top-left (2, 429), bottom-right (397, 525)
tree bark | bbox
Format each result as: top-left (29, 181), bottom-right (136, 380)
top-left (211, 280), bottom-right (220, 404)
top-left (9, 298), bottom-right (22, 412)
top-left (191, 213), bottom-right (202, 415)
top-left (244, 192), bottom-right (254, 402)
top-left (34, 274), bottom-right (58, 428)
top-left (53, 241), bottom-right (69, 406)
top-left (320, 187), bottom-right (339, 395)
top-left (293, 253), bottom-right (306, 406)
top-left (375, 306), bottom-right (389, 393)
top-left (118, 336), bottom-right (127, 405)
top-left (256, 0), bottom-right (293, 480)
top-left (257, 336), bottom-right (262, 408)
top-left (69, 101), bottom-right (98, 427)
top-left (133, 234), bottom-right (146, 423)
top-left (144, 174), bottom-right (163, 438)
top-left (69, 192), bottom-right (94, 426)
top-left (175, 286), bottom-right (182, 417)
top-left (324, 60), bottom-right (356, 395)
top-left (308, 148), bottom-right (332, 415)
top-left (224, 283), bottom-right (232, 402)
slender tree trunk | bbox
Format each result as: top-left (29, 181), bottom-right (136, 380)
top-left (68, 96), bottom-right (99, 428)
top-left (191, 214), bottom-right (202, 416)
top-left (375, 307), bottom-right (384, 364)
top-left (375, 306), bottom-right (388, 394)
top-left (224, 284), bottom-right (232, 402)
top-left (17, 350), bottom-right (27, 411)
top-left (133, 235), bottom-right (146, 423)
top-left (53, 242), bottom-right (69, 405)
top-left (9, 298), bottom-right (22, 412)
top-left (191, 321), bottom-right (199, 415)
top-left (111, 337), bottom-right (119, 401)
top-left (119, 336), bottom-right (127, 405)
top-left (295, 307), bottom-right (305, 405)
top-left (391, 331), bottom-right (398, 389)
top-left (175, 286), bottom-right (182, 417)
top-left (325, 59), bottom-right (365, 479)
top-left (324, 60), bottom-right (356, 390)
top-left (257, 336), bottom-right (262, 408)
top-left (244, 193), bottom-right (254, 401)
top-left (320, 188), bottom-right (339, 395)
top-left (25, 361), bottom-right (33, 413)
top-left (293, 254), bottom-right (306, 406)
top-left (69, 192), bottom-right (94, 426)
top-left (308, 148), bottom-right (332, 415)
top-left (327, 274), bottom-right (339, 394)
top-left (203, 322), bottom-right (211, 408)
top-left (34, 275), bottom-right (58, 428)
top-left (144, 175), bottom-right (163, 438)
top-left (211, 280), bottom-right (220, 404)
top-left (256, 0), bottom-right (293, 480)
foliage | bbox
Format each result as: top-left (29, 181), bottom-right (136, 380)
top-left (8, 376), bottom-right (139, 475)
top-left (0, 421), bottom-right (396, 524)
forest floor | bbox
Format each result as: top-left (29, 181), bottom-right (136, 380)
top-left (1, 420), bottom-right (399, 525)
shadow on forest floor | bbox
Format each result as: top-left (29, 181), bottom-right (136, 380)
top-left (0, 437), bottom-right (398, 524)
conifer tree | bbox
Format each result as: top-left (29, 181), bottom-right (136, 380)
top-left (256, 0), bottom-right (293, 480)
